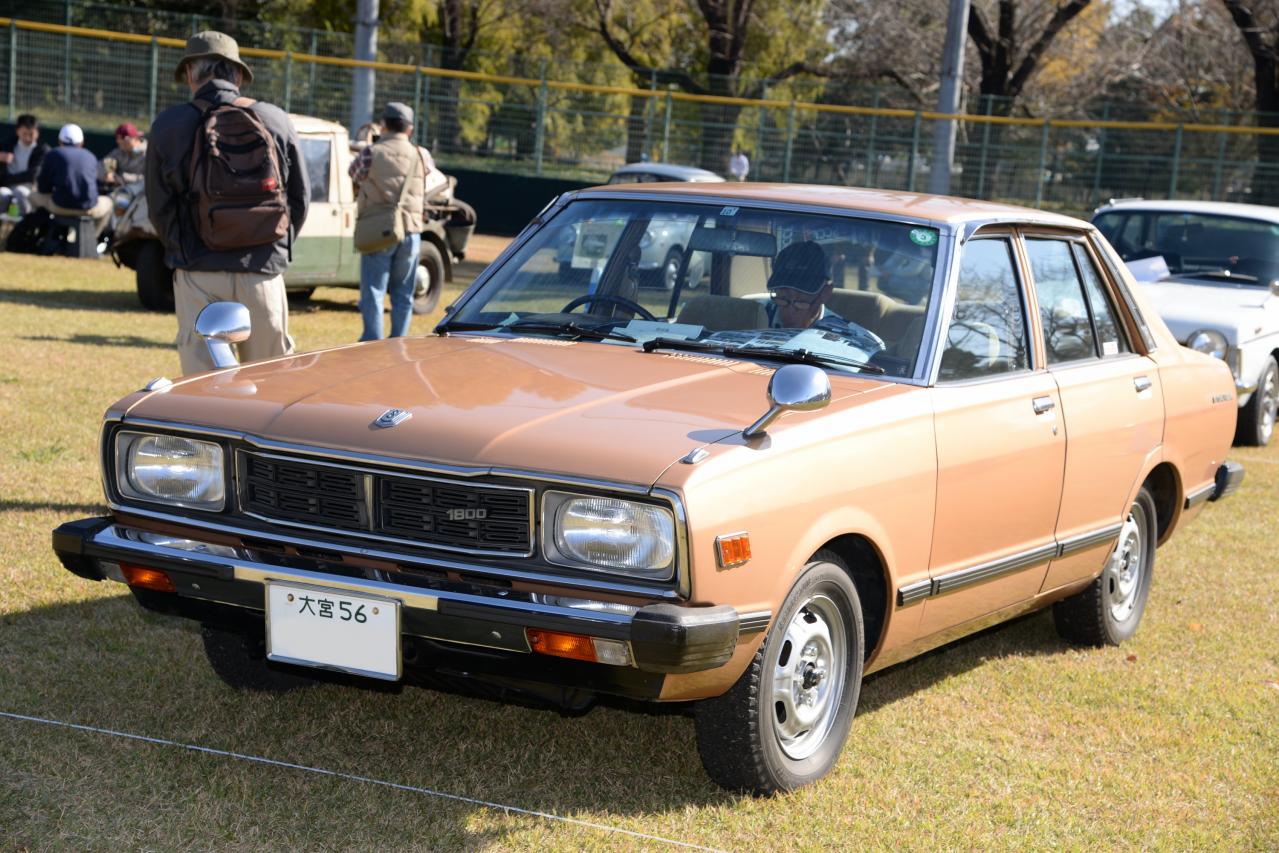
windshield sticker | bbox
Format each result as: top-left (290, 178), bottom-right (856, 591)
top-left (909, 228), bottom-right (939, 247)
top-left (720, 206), bottom-right (739, 216)
top-left (621, 320), bottom-right (706, 344)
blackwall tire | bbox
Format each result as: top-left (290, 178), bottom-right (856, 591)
top-left (413, 240), bottom-right (445, 316)
top-left (1235, 356), bottom-right (1277, 447)
top-left (135, 240), bottom-right (174, 312)
top-left (1053, 486), bottom-right (1157, 646)
top-left (200, 625), bottom-right (315, 692)
top-left (693, 551), bottom-right (864, 795)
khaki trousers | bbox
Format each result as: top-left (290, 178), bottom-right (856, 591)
top-left (174, 269), bottom-right (294, 375)
top-left (28, 192), bottom-right (112, 236)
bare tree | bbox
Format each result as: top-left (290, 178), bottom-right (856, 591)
top-left (967, 0), bottom-right (1092, 115)
top-left (1220, 0), bottom-right (1279, 201)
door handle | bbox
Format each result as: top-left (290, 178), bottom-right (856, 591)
top-left (1032, 396), bottom-right (1056, 414)
top-left (1134, 376), bottom-right (1152, 393)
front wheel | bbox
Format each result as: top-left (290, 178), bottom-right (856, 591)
top-left (1053, 487), bottom-right (1156, 646)
top-left (1235, 355), bottom-right (1277, 447)
top-left (694, 552), bottom-right (863, 795)
top-left (413, 240), bottom-right (445, 316)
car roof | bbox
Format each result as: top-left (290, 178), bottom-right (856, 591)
top-left (576, 182), bottom-right (1091, 228)
top-left (610, 162), bottom-right (726, 182)
top-left (1094, 199), bottom-right (1279, 224)
top-left (290, 114), bottom-right (349, 136)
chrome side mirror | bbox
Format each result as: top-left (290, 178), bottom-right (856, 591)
top-left (742, 364), bottom-right (831, 439)
top-left (1269, 279), bottom-right (1279, 298)
top-left (195, 301), bottom-right (251, 369)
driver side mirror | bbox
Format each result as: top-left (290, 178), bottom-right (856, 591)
top-left (195, 301), bottom-right (251, 369)
top-left (742, 364), bottom-right (831, 439)
top-left (1270, 280), bottom-right (1279, 298)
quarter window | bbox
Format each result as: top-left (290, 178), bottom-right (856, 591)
top-left (1071, 243), bottom-right (1129, 356)
top-left (939, 238), bottom-right (1030, 381)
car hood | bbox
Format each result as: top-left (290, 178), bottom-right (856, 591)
top-left (123, 335), bottom-right (886, 486)
top-left (1137, 279), bottom-right (1275, 341)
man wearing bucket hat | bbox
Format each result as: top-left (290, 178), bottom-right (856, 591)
top-left (28, 123), bottom-right (113, 238)
top-left (145, 31), bottom-right (309, 375)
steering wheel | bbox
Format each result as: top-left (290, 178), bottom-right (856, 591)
top-left (560, 293), bottom-right (657, 321)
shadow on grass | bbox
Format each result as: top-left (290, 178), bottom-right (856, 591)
top-left (0, 499), bottom-right (108, 515)
top-left (22, 333), bottom-right (169, 350)
top-left (0, 287), bottom-right (144, 313)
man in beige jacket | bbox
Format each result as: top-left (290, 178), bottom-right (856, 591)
top-left (349, 102), bottom-right (430, 340)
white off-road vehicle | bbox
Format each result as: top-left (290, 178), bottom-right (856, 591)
top-left (110, 115), bottom-right (474, 314)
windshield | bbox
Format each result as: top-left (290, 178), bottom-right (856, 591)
top-left (1094, 210), bottom-right (1279, 283)
top-left (447, 199), bottom-right (941, 378)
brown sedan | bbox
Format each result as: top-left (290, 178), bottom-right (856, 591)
top-left (53, 184), bottom-right (1242, 794)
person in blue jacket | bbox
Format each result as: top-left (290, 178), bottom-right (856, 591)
top-left (28, 124), bottom-right (112, 237)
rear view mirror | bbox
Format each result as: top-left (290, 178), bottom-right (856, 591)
top-left (687, 227), bottom-right (776, 257)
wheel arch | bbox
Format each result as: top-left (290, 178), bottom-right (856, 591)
top-left (422, 228), bottom-right (453, 282)
top-left (810, 534), bottom-right (889, 663)
top-left (1141, 461), bottom-right (1181, 546)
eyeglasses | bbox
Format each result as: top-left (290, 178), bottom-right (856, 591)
top-left (769, 292), bottom-right (816, 310)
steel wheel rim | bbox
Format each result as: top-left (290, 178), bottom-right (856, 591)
top-left (770, 593), bottom-right (847, 761)
top-left (663, 253), bottom-right (680, 290)
top-left (1105, 505), bottom-right (1147, 623)
top-left (1259, 363), bottom-right (1277, 444)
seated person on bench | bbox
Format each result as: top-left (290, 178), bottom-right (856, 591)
top-left (27, 123), bottom-right (112, 238)
top-left (765, 240), bottom-right (883, 351)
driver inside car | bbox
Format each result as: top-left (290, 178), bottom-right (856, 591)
top-left (765, 241), bottom-right (885, 352)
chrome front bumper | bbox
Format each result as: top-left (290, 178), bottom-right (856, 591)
top-left (53, 518), bottom-right (764, 678)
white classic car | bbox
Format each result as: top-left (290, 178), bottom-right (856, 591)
top-left (1093, 200), bottom-right (1279, 445)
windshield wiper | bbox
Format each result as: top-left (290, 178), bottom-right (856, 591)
top-left (506, 319), bottom-right (637, 343)
top-left (722, 345), bottom-right (885, 375)
top-left (642, 337), bottom-right (884, 374)
top-left (435, 320), bottom-right (505, 334)
top-left (1178, 269), bottom-right (1260, 283)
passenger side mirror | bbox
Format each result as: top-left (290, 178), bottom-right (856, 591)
top-left (1270, 280), bottom-right (1279, 298)
top-left (742, 364), bottom-right (831, 439)
top-left (195, 301), bottom-right (251, 369)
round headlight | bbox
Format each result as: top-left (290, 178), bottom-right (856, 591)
top-left (1187, 329), bottom-right (1228, 360)
top-left (545, 492), bottom-right (675, 578)
top-left (117, 432), bottom-right (225, 510)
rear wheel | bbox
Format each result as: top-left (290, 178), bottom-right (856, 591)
top-left (694, 552), bottom-right (863, 795)
top-left (200, 625), bottom-right (315, 692)
top-left (135, 240), bottom-right (174, 312)
top-left (1053, 487), bottom-right (1156, 646)
top-left (1235, 355), bottom-right (1277, 447)
top-left (286, 286), bottom-right (316, 305)
top-left (413, 240), bottom-right (445, 315)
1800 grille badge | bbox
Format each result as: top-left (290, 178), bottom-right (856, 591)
top-left (373, 409), bottom-right (412, 429)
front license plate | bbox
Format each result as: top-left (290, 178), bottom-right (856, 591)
top-left (266, 581), bottom-right (401, 680)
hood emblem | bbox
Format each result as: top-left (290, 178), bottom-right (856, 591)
top-left (373, 408), bottom-right (412, 429)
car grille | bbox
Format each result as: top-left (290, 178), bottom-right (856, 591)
top-left (237, 451), bottom-right (533, 555)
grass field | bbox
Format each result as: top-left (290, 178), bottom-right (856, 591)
top-left (1, 251), bottom-right (1276, 851)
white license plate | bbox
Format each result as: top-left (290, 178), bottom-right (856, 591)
top-left (266, 581), bottom-right (401, 680)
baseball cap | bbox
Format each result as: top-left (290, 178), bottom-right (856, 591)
top-left (767, 241), bottom-right (830, 294)
top-left (382, 102), bottom-right (414, 125)
top-left (58, 124), bottom-right (84, 146)
top-left (114, 123), bottom-right (141, 139)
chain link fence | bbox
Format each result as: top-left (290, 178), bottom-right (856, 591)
top-left (2, 8), bottom-right (1277, 216)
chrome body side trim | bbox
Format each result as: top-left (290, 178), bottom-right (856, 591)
top-left (931, 543), bottom-right (1059, 596)
top-left (1056, 523), bottom-right (1124, 557)
top-left (1184, 483), bottom-right (1214, 510)
top-left (896, 579), bottom-right (932, 608)
top-left (737, 610), bottom-right (772, 634)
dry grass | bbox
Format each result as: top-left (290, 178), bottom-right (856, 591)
top-left (0, 251), bottom-right (1276, 851)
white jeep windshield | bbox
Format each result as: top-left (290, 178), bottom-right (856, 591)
top-left (448, 199), bottom-right (941, 378)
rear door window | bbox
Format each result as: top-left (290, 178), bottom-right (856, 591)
top-left (1025, 238), bottom-right (1096, 364)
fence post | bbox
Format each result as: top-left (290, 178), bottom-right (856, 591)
top-left (643, 70), bottom-right (657, 159)
top-left (8, 22), bottom-right (16, 122)
top-left (283, 51), bottom-right (293, 114)
top-left (1212, 130), bottom-right (1228, 200)
top-left (661, 88), bottom-right (673, 162)
top-left (782, 100), bottom-right (797, 182)
top-left (1034, 119), bottom-right (1050, 207)
top-left (755, 84), bottom-right (768, 180)
top-left (1091, 102), bottom-right (1109, 206)
top-left (63, 0), bottom-right (72, 111)
top-left (907, 111), bottom-right (922, 191)
top-left (1168, 123), bottom-right (1184, 198)
top-left (865, 91), bottom-right (880, 186)
top-left (412, 58), bottom-right (423, 146)
top-left (976, 95), bottom-right (993, 198)
top-left (306, 32), bottom-right (318, 115)
top-left (148, 36), bottom-right (159, 122)
top-left (534, 59), bottom-right (548, 176)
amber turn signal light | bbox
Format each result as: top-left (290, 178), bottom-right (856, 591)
top-left (715, 532), bottom-right (752, 568)
top-left (120, 563), bottom-right (176, 593)
top-left (526, 628), bottom-right (598, 662)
